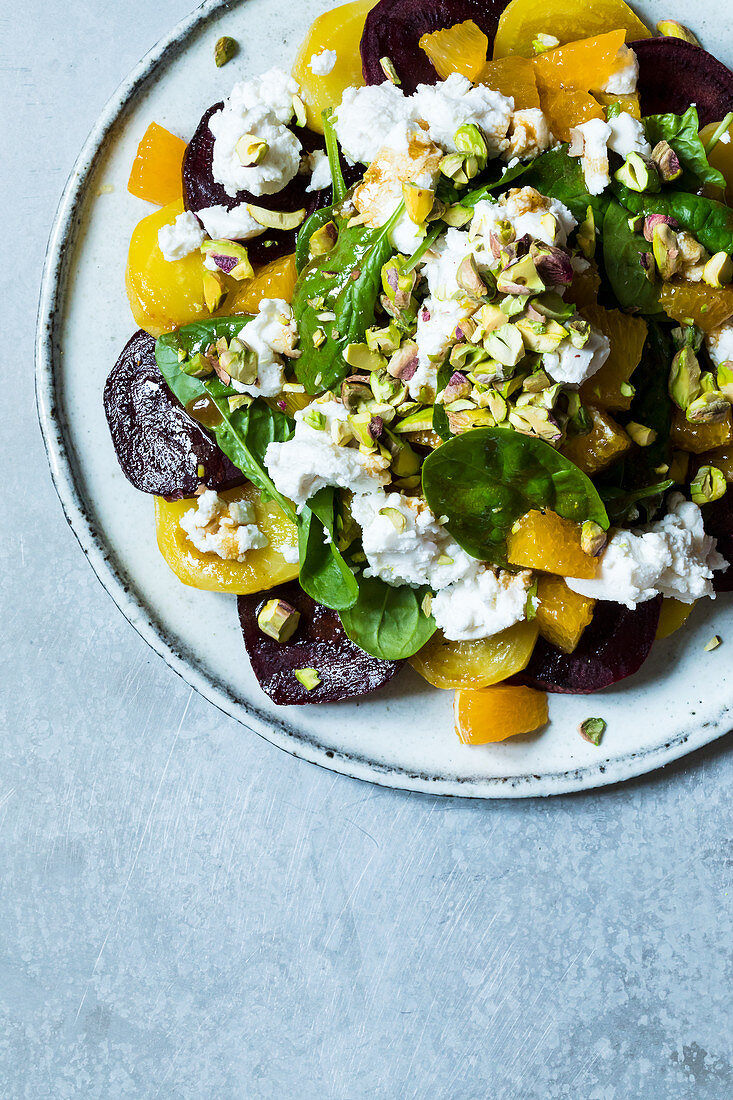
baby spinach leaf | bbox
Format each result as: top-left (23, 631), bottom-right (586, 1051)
top-left (612, 182), bottom-right (733, 255)
top-left (602, 200), bottom-right (661, 316)
top-left (292, 203), bottom-right (403, 394)
top-left (322, 109), bottom-right (346, 204)
top-left (644, 107), bottom-right (726, 189)
top-left (298, 487), bottom-right (359, 611)
top-left (422, 427), bottom-right (608, 564)
top-left (339, 576), bottom-right (436, 659)
top-left (522, 146), bottom-right (609, 222)
top-left (295, 205), bottom-right (334, 272)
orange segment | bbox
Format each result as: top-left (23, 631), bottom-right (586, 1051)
top-left (128, 122), bottom-right (186, 206)
top-left (536, 574), bottom-right (595, 652)
top-left (561, 406), bottom-right (633, 474)
top-left (532, 30), bottom-right (626, 94)
top-left (579, 305), bottom-right (648, 410)
top-left (228, 254), bottom-right (298, 313)
top-left (660, 281), bottom-right (733, 332)
top-left (656, 598), bottom-right (695, 640)
top-left (538, 84), bottom-right (605, 142)
top-left (454, 685), bottom-right (548, 744)
top-left (565, 261), bottom-right (601, 309)
top-left (671, 409), bottom-right (733, 454)
top-left (507, 510), bottom-right (599, 578)
top-left (409, 620), bottom-right (539, 689)
top-left (419, 20), bottom-right (488, 81)
top-left (477, 56), bottom-right (540, 109)
top-left (493, 0), bottom-right (651, 60)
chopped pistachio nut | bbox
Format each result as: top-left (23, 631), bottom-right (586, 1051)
top-left (312, 327), bottom-right (326, 348)
top-left (702, 251), bottom-right (733, 288)
top-left (421, 592), bottom-right (433, 617)
top-left (615, 152), bottom-right (660, 193)
top-left (581, 520), bottom-right (607, 557)
top-left (579, 717), bottom-right (606, 745)
top-left (668, 346), bottom-right (701, 410)
top-left (292, 95), bottom-right (307, 127)
top-left (652, 222), bottom-right (680, 280)
top-left (454, 123), bottom-right (488, 163)
top-left (656, 19), bottom-right (700, 45)
top-left (576, 206), bottom-right (596, 258)
top-left (443, 204), bottom-right (473, 228)
top-left (626, 422), bottom-right (658, 447)
top-left (532, 32), bottom-right (560, 52)
top-left (686, 391), bottom-right (730, 424)
top-left (690, 465), bottom-right (727, 504)
top-left (379, 507), bottom-right (407, 531)
top-left (235, 134), bottom-right (269, 166)
top-left (704, 635), bottom-right (722, 651)
top-left (180, 351), bottom-right (213, 378)
top-left (344, 343), bottom-right (385, 372)
top-left (257, 599), bottom-right (301, 643)
top-left (294, 668), bottom-right (321, 690)
top-left (228, 394), bottom-right (253, 412)
top-left (309, 220), bottom-right (338, 256)
top-left (214, 35), bottom-right (238, 67)
top-left (246, 203), bottom-right (306, 231)
top-left (203, 270), bottom-right (226, 312)
top-left (303, 408), bottom-right (327, 431)
top-left (402, 182), bottom-right (434, 225)
top-left (196, 464), bottom-right (206, 479)
top-left (651, 140), bottom-right (682, 183)
top-left (379, 56), bottom-right (400, 84)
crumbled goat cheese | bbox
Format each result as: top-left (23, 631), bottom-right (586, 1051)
top-left (157, 211), bottom-right (206, 261)
top-left (350, 489), bottom-right (531, 640)
top-left (352, 135), bottom-right (443, 250)
top-left (607, 111), bottom-right (651, 158)
top-left (542, 328), bottom-right (611, 386)
top-left (570, 118), bottom-right (611, 196)
top-left (209, 67), bottom-right (301, 198)
top-left (309, 49), bottom-right (337, 75)
top-left (505, 108), bottom-right (554, 161)
top-left (471, 187), bottom-right (577, 249)
top-left (567, 494), bottom-right (728, 607)
top-left (706, 322), bottom-right (733, 366)
top-left (196, 203), bottom-right (265, 241)
top-left (335, 81), bottom-right (414, 163)
top-left (232, 298), bottom-right (298, 397)
top-left (602, 45), bottom-right (640, 95)
top-left (179, 490), bottom-right (268, 561)
top-left (306, 149), bottom-right (332, 192)
top-left (279, 538), bottom-right (300, 564)
top-left (265, 401), bottom-right (390, 506)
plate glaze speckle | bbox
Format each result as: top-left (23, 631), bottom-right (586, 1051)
top-left (36, 0), bottom-right (733, 796)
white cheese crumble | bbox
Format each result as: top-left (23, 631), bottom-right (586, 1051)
top-left (232, 298), bottom-right (298, 398)
top-left (306, 149), bottom-right (332, 192)
top-left (567, 494), bottom-right (728, 607)
top-left (279, 538), bottom-right (300, 564)
top-left (209, 67), bottom-right (302, 198)
top-left (351, 136), bottom-right (443, 251)
top-left (157, 211), bottom-right (206, 261)
top-left (542, 328), bottom-right (611, 386)
top-left (505, 108), bottom-right (554, 161)
top-left (471, 187), bottom-right (577, 249)
top-left (350, 489), bottom-right (531, 640)
top-left (570, 118), bottom-right (611, 196)
top-left (196, 203), bottom-right (265, 242)
top-left (179, 490), bottom-right (268, 561)
top-left (309, 49), bottom-right (337, 75)
top-left (602, 45), bottom-right (640, 95)
top-left (265, 400), bottom-right (390, 506)
top-left (706, 322), bottom-right (733, 366)
top-left (607, 111), bottom-right (651, 159)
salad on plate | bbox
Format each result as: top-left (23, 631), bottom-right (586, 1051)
top-left (104, 0), bottom-right (733, 746)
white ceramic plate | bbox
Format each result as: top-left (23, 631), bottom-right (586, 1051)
top-left (37, 0), bottom-right (733, 796)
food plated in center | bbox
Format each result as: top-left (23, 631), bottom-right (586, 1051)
top-left (105, 0), bottom-right (733, 748)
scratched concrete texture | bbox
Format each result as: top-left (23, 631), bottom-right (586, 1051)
top-left (2, 1), bottom-right (732, 1096)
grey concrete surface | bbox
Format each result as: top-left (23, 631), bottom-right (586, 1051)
top-left (1, 2), bottom-right (731, 1096)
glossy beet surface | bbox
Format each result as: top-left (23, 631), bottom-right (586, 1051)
top-left (183, 104), bottom-right (332, 264)
top-left (238, 581), bottom-right (402, 705)
top-left (103, 329), bottom-right (244, 499)
top-left (703, 495), bottom-right (733, 592)
top-left (513, 597), bottom-right (662, 694)
top-left (631, 38), bottom-right (733, 128)
top-left (360, 0), bottom-right (505, 93)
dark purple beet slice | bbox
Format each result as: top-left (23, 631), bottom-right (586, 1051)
top-left (183, 105), bottom-right (358, 265)
top-left (361, 0), bottom-right (505, 94)
top-left (630, 38), bottom-right (733, 128)
top-left (238, 581), bottom-right (402, 705)
top-left (103, 329), bottom-right (244, 500)
top-left (702, 495), bottom-right (733, 592)
top-left (513, 597), bottom-right (662, 694)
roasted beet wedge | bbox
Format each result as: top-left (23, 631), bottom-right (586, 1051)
top-left (238, 582), bottom-right (402, 704)
top-left (361, 0), bottom-right (505, 94)
top-left (104, 329), bottom-right (244, 500)
top-left (183, 104), bottom-right (332, 264)
top-left (631, 38), bottom-right (733, 128)
top-left (513, 598), bottom-right (662, 694)
top-left (702, 495), bottom-right (733, 592)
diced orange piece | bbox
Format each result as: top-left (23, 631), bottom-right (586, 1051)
top-left (228, 254), bottom-right (298, 314)
top-left (671, 409), bottom-right (733, 454)
top-left (128, 122), bottom-right (186, 206)
top-left (579, 304), bottom-right (648, 410)
top-left (419, 20), bottom-right (488, 81)
top-left (660, 281), bottom-right (733, 333)
top-left (507, 509), bottom-right (599, 578)
top-left (492, 0), bottom-right (651, 60)
top-left (477, 56), bottom-right (540, 109)
top-left (532, 30), bottom-right (626, 94)
top-left (656, 598), bottom-right (695, 640)
top-left (594, 91), bottom-right (641, 118)
top-left (454, 684), bottom-right (548, 744)
top-left (561, 406), bottom-right (633, 474)
top-left (538, 83), bottom-right (605, 142)
top-left (409, 620), bottom-right (539, 689)
top-left (536, 574), bottom-right (596, 652)
top-left (565, 261), bottom-right (601, 309)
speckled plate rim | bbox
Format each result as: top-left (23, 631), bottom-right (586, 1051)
top-left (36, 0), bottom-right (732, 798)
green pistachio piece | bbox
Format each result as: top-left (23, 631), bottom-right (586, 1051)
top-left (370, 368), bottom-right (406, 405)
top-left (344, 343), bottom-right (386, 372)
top-left (668, 346), bottom-right (702, 410)
top-left (496, 254), bottom-right (544, 296)
top-left (576, 206), bottom-right (596, 259)
top-left (202, 270), bottom-right (226, 312)
top-left (294, 668), bottom-right (321, 690)
top-left (393, 408), bottom-right (435, 433)
top-left (702, 251), bottom-right (733, 288)
top-left (341, 379), bottom-right (373, 411)
top-left (456, 253), bottom-right (486, 296)
top-left (652, 222), bottom-right (680, 280)
top-left (484, 323), bottom-right (525, 367)
top-left (257, 599), bottom-right (301, 642)
top-left (651, 140), bottom-right (682, 183)
top-left (379, 56), bottom-right (400, 84)
top-left (442, 204), bottom-right (473, 228)
top-left (686, 391), bottom-right (730, 423)
top-left (402, 182), bottom-right (434, 225)
top-left (292, 95), bottom-right (307, 128)
top-left (180, 351), bottom-right (213, 378)
top-left (246, 204), bottom-right (306, 230)
top-left (379, 507), bottom-right (407, 532)
top-left (532, 32), bottom-right (560, 53)
top-left (614, 152), bottom-right (661, 193)
top-left (581, 520), bottom-right (607, 557)
top-left (235, 134), bottom-right (269, 166)
top-left (515, 317), bottom-right (567, 353)
top-left (656, 19), bottom-right (700, 45)
top-left (228, 394), bottom-right (253, 412)
top-left (454, 123), bottom-right (488, 162)
top-left (691, 465), bottom-right (727, 504)
top-left (579, 717), bottom-right (606, 745)
top-left (626, 422), bottom-right (658, 447)
top-left (214, 36), bottom-right (238, 67)
top-left (704, 634), bottom-right (723, 651)
top-left (366, 322), bottom-right (401, 354)
top-left (309, 220), bottom-right (338, 256)
top-left (381, 428), bottom-right (421, 477)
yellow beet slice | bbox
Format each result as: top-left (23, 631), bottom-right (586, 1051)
top-left (561, 406), bottom-right (633, 475)
top-left (507, 510), bottom-right (599, 578)
top-left (656, 598), bottom-right (696, 640)
top-left (492, 0), bottom-right (651, 60)
top-left (535, 573), bottom-right (596, 652)
top-left (671, 409), bottom-right (733, 454)
top-left (155, 485), bottom-right (299, 594)
top-left (409, 620), bottom-right (539, 689)
top-left (419, 20), bottom-right (488, 81)
top-left (579, 305), bottom-right (648, 410)
top-left (454, 685), bottom-right (549, 744)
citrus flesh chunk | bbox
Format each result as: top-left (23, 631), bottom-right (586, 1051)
top-left (579, 305), bottom-right (648, 410)
top-left (671, 409), bottom-right (733, 454)
top-left (531, 30), bottom-right (626, 94)
top-left (564, 261), bottom-right (601, 310)
top-left (419, 19), bottom-right (489, 81)
top-left (228, 254), bottom-right (298, 314)
top-left (292, 0), bottom-right (376, 133)
top-left (128, 122), bottom-right (186, 206)
top-left (476, 55), bottom-right (540, 108)
top-left (409, 620), bottom-right (539, 689)
top-left (454, 684), bottom-right (549, 743)
top-left (536, 573), bottom-right (596, 652)
top-left (538, 84), bottom-right (605, 142)
top-left (492, 0), bottom-right (651, 60)
top-left (561, 406), bottom-right (633, 475)
top-left (507, 510), bottom-right (599, 578)
top-left (155, 485), bottom-right (299, 594)
top-left (660, 281), bottom-right (733, 333)
top-left (655, 598), bottom-right (695, 640)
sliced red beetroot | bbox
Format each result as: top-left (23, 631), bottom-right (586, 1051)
top-left (630, 38), bottom-right (733, 128)
top-left (513, 597), bottom-right (661, 694)
top-left (702, 496), bottom-right (733, 592)
top-left (238, 581), bottom-right (402, 704)
top-left (183, 104), bottom-right (355, 265)
top-left (103, 329), bottom-right (244, 500)
top-left (361, 0), bottom-right (505, 94)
